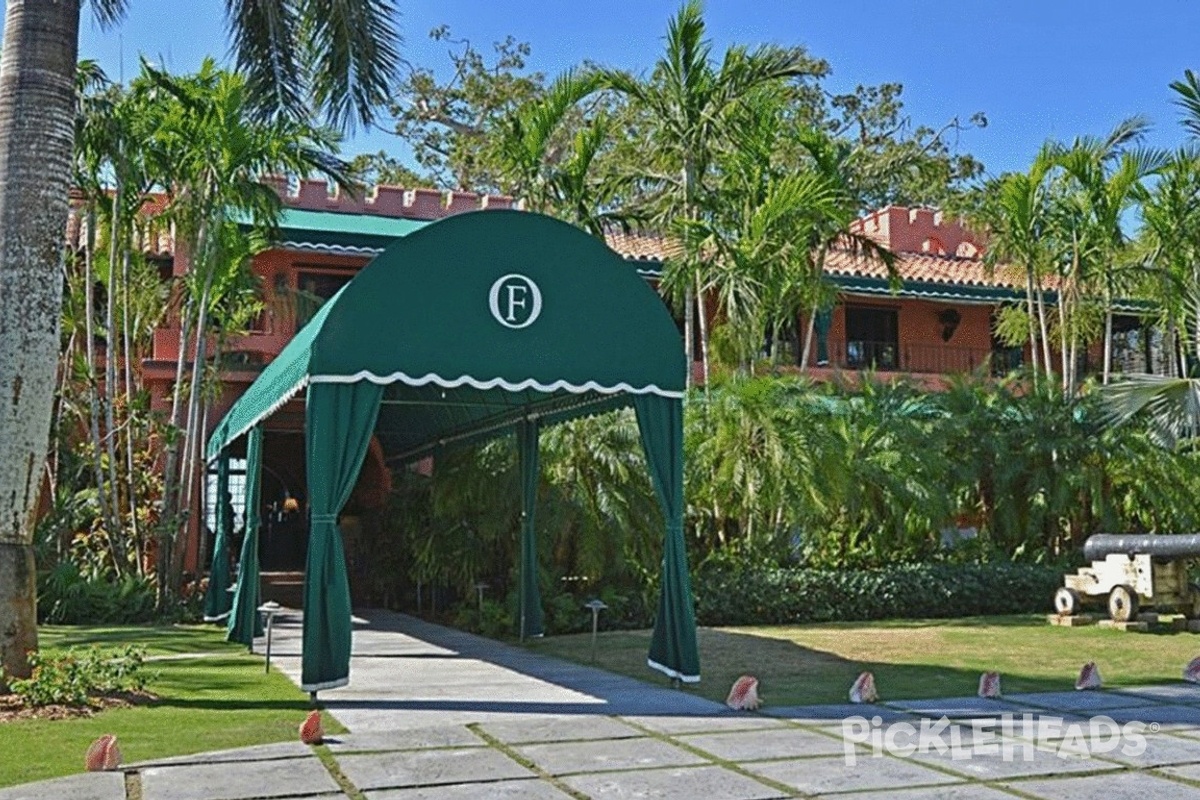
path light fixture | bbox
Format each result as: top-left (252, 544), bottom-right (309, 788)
top-left (585, 599), bottom-right (608, 662)
top-left (258, 601), bottom-right (282, 674)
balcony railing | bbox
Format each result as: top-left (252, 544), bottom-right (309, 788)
top-left (824, 339), bottom-right (1021, 376)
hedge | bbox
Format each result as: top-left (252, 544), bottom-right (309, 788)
top-left (692, 562), bottom-right (1063, 626)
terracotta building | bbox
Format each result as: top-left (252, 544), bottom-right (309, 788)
top-left (130, 183), bottom-right (1147, 584)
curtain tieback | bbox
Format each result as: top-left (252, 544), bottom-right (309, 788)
top-left (311, 513), bottom-right (340, 524)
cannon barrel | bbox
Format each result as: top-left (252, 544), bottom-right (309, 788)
top-left (1083, 534), bottom-right (1200, 562)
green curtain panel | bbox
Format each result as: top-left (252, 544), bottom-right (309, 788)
top-left (518, 419), bottom-right (544, 639)
top-left (202, 453), bottom-right (233, 621)
top-left (301, 381), bottom-right (383, 692)
top-left (634, 395), bottom-right (700, 683)
top-left (815, 308), bottom-right (833, 366)
top-left (227, 426), bottom-right (264, 646)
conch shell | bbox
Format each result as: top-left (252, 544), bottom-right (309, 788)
top-left (85, 735), bottom-right (121, 771)
top-left (299, 710), bottom-right (324, 744)
top-left (1183, 657), bottom-right (1200, 684)
top-left (978, 671), bottom-right (1002, 698)
top-left (725, 675), bottom-right (761, 710)
top-left (849, 671), bottom-right (878, 704)
top-left (1076, 661), bottom-right (1103, 690)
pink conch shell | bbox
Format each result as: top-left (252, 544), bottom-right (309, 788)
top-left (978, 671), bottom-right (1002, 698)
top-left (1184, 657), bottom-right (1200, 684)
top-left (849, 671), bottom-right (878, 704)
top-left (299, 710), bottom-right (324, 744)
top-left (725, 675), bottom-right (761, 710)
top-left (85, 735), bottom-right (121, 771)
top-left (1076, 661), bottom-right (1103, 690)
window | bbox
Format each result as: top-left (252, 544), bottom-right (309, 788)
top-left (294, 270), bottom-right (354, 330)
top-left (845, 306), bottom-right (899, 369)
top-left (205, 458), bottom-right (247, 537)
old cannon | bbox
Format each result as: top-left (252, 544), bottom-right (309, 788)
top-left (1054, 534), bottom-right (1200, 622)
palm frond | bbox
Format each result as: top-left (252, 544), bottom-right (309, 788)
top-left (1104, 375), bottom-right (1200, 448)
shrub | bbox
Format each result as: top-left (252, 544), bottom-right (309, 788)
top-left (692, 561), bottom-right (1062, 626)
top-left (7, 645), bottom-right (148, 707)
top-left (38, 562), bottom-right (158, 625)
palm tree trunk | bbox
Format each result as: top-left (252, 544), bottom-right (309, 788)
top-left (1102, 308), bottom-right (1114, 384)
top-left (84, 208), bottom-right (118, 573)
top-left (0, 0), bottom-right (81, 683)
top-left (682, 287), bottom-right (694, 386)
top-left (800, 305), bottom-right (818, 372)
top-left (1024, 270), bottom-right (1039, 381)
top-left (121, 248), bottom-right (141, 571)
top-left (1036, 280), bottom-right (1053, 375)
top-left (695, 271), bottom-right (710, 389)
top-left (104, 184), bottom-right (123, 556)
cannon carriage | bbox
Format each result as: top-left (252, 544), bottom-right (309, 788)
top-left (1055, 534), bottom-right (1200, 622)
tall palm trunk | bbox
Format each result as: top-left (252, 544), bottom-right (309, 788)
top-left (104, 181), bottom-right (124, 553)
top-left (121, 248), bottom-right (141, 571)
top-left (1024, 270), bottom-right (1040, 381)
top-left (0, 0), bottom-right (81, 682)
top-left (84, 209), bottom-right (118, 574)
top-left (1036, 280), bottom-right (1053, 376)
top-left (799, 306), bottom-right (817, 372)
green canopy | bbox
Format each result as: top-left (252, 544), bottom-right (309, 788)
top-left (208, 209), bottom-right (698, 689)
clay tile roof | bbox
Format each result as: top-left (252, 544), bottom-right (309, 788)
top-left (602, 228), bottom-right (683, 262)
top-left (824, 248), bottom-right (1025, 291)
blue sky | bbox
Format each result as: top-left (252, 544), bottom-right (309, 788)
top-left (74, 0), bottom-right (1200, 182)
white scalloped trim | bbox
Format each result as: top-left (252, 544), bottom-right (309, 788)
top-left (279, 241), bottom-right (384, 256)
top-left (209, 376), bottom-right (308, 461)
top-left (309, 371), bottom-right (684, 398)
top-left (647, 657), bottom-right (701, 684)
top-left (300, 676), bottom-right (350, 692)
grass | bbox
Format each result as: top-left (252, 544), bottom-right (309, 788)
top-left (527, 615), bottom-right (1200, 706)
top-left (0, 624), bottom-right (343, 789)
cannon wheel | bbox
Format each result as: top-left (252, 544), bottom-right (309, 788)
top-left (1054, 587), bottom-right (1081, 616)
top-left (1108, 585), bottom-right (1140, 623)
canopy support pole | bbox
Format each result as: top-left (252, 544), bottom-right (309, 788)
top-left (518, 419), bottom-right (544, 641)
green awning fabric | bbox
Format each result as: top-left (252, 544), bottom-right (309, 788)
top-left (207, 210), bottom-right (697, 690)
top-left (202, 454), bottom-right (233, 622)
top-left (227, 425), bottom-right (264, 646)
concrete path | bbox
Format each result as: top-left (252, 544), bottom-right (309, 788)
top-left (12, 611), bottom-right (1200, 798)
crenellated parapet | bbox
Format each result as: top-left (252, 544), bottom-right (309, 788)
top-left (263, 177), bottom-right (522, 220)
top-left (850, 205), bottom-right (985, 258)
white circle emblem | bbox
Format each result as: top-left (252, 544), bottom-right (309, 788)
top-left (488, 274), bottom-right (542, 329)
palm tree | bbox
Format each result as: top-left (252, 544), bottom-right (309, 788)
top-left (0, 0), bottom-right (399, 682)
top-left (1105, 74), bottom-right (1200, 441)
top-left (600, 0), bottom-right (825, 385)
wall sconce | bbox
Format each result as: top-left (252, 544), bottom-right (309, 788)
top-left (281, 492), bottom-right (300, 514)
top-left (938, 308), bottom-right (962, 342)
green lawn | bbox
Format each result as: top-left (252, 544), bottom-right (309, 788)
top-left (0, 625), bottom-right (342, 789)
top-left (528, 615), bottom-right (1200, 706)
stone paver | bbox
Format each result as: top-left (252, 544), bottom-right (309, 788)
top-left (515, 736), bottom-right (706, 775)
top-left (337, 748), bottom-right (532, 791)
top-left (140, 757), bottom-right (339, 800)
top-left (742, 753), bottom-right (963, 795)
top-left (1114, 683), bottom-right (1200, 704)
top-left (1094, 732), bottom-right (1200, 767)
top-left (1104, 704), bottom-right (1200, 729)
top-left (1160, 761), bottom-right (1200, 782)
top-left (1004, 690), bottom-right (1157, 713)
top-left (128, 741), bottom-right (313, 767)
top-left (679, 727), bottom-right (847, 760)
top-left (763, 703), bottom-right (917, 724)
top-left (0, 772), bottom-right (125, 800)
top-left (322, 727), bottom-right (485, 753)
top-left (817, 786), bottom-right (1021, 800)
top-left (909, 742), bottom-right (1117, 780)
top-left (563, 764), bottom-right (787, 799)
top-left (622, 713), bottom-right (789, 735)
top-left (1004, 769), bottom-right (1200, 799)
top-left (886, 696), bottom-right (1035, 719)
top-left (366, 778), bottom-right (572, 799)
top-left (478, 714), bottom-right (642, 744)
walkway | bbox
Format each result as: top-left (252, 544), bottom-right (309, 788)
top-left (11, 611), bottom-right (1200, 798)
